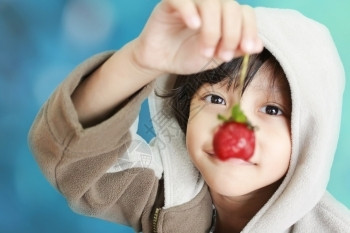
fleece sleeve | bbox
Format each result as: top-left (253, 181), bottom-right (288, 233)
top-left (28, 51), bottom-right (161, 232)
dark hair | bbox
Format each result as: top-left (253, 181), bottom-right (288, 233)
top-left (157, 48), bottom-right (286, 134)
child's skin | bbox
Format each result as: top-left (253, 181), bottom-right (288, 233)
top-left (187, 64), bottom-right (292, 232)
top-left (72, 0), bottom-right (269, 232)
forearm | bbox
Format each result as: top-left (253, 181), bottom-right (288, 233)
top-left (72, 40), bottom-right (163, 127)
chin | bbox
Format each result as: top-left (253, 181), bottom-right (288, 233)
top-left (210, 185), bottom-right (252, 197)
top-left (205, 174), bottom-right (255, 197)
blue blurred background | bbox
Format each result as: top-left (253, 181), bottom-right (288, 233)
top-left (0, 0), bottom-right (349, 232)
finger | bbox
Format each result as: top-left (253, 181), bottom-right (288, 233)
top-left (164, 0), bottom-right (201, 29)
top-left (197, 0), bottom-right (222, 57)
top-left (240, 5), bottom-right (263, 54)
top-left (215, 41), bottom-right (245, 62)
top-left (216, 0), bottom-right (242, 61)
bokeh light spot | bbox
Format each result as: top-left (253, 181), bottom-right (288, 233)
top-left (62, 0), bottom-right (116, 47)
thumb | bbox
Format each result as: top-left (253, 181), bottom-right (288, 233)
top-left (163, 0), bottom-right (201, 29)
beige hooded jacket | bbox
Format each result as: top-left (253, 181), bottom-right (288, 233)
top-left (29, 7), bottom-right (350, 233)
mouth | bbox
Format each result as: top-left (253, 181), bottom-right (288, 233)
top-left (206, 151), bottom-right (257, 166)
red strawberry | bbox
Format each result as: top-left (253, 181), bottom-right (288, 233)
top-left (213, 104), bottom-right (255, 161)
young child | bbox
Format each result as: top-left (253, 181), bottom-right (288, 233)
top-left (29, 0), bottom-right (350, 232)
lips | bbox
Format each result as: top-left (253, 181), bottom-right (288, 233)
top-left (207, 151), bottom-right (257, 166)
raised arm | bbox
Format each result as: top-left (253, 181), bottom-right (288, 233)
top-left (71, 0), bottom-right (263, 127)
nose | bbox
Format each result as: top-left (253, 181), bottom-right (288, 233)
top-left (211, 110), bottom-right (231, 135)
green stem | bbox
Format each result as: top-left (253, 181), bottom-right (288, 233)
top-left (239, 54), bottom-right (250, 97)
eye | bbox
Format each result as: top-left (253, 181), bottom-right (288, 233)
top-left (204, 94), bottom-right (226, 105)
top-left (260, 105), bottom-right (283, 116)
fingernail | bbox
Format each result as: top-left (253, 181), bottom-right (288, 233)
top-left (189, 16), bottom-right (201, 29)
top-left (219, 50), bottom-right (234, 62)
top-left (202, 47), bottom-right (215, 58)
top-left (243, 39), bottom-right (255, 53)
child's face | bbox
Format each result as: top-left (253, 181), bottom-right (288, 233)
top-left (186, 65), bottom-right (292, 197)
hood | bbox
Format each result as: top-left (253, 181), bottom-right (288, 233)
top-left (246, 7), bottom-right (345, 231)
top-left (148, 7), bottom-right (345, 231)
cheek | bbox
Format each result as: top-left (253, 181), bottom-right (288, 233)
top-left (256, 120), bottom-right (292, 174)
top-left (186, 117), bottom-right (206, 156)
top-left (270, 134), bottom-right (291, 169)
top-left (275, 120), bottom-right (292, 163)
top-left (186, 111), bottom-right (217, 159)
top-left (185, 123), bottom-right (197, 159)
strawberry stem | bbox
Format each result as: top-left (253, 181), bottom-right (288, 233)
top-left (217, 114), bottom-right (228, 122)
top-left (239, 55), bottom-right (250, 89)
top-left (232, 55), bottom-right (250, 123)
top-left (217, 55), bottom-right (251, 125)
top-left (237, 54), bottom-right (250, 100)
top-left (231, 104), bottom-right (247, 123)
